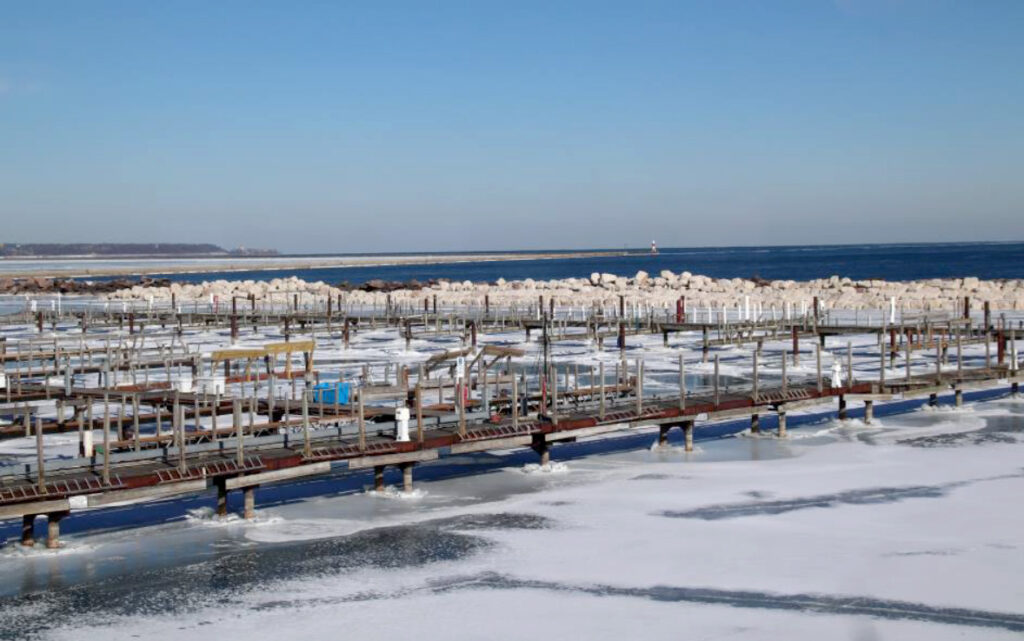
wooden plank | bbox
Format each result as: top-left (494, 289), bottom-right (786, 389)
top-left (549, 423), bottom-right (629, 441)
top-left (0, 497), bottom-right (70, 520)
top-left (264, 340), bottom-right (315, 354)
top-left (225, 462), bottom-right (331, 490)
top-left (85, 479), bottom-right (210, 507)
top-left (211, 348), bottom-right (266, 361)
top-left (345, 449), bottom-right (439, 469)
top-left (450, 435), bottom-right (533, 453)
top-left (845, 393), bottom-right (900, 402)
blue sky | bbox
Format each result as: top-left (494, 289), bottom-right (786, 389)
top-left (1, 1), bottom-right (1021, 253)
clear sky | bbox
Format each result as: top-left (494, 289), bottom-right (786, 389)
top-left (1, 1), bottom-right (1021, 253)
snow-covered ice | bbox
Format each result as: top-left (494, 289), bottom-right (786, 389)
top-left (0, 395), bottom-right (1021, 640)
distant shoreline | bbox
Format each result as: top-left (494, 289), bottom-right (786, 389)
top-left (0, 250), bottom-right (633, 279)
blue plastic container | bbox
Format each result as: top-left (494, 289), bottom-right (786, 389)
top-left (312, 381), bottom-right (351, 405)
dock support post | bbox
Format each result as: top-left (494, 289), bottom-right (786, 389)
top-left (103, 392), bottom-right (111, 484)
top-left (792, 327), bottom-right (799, 366)
top-left (302, 389), bottom-right (311, 458)
top-left (678, 353), bottom-right (686, 410)
top-left (1012, 381), bottom-right (1019, 397)
top-left (864, 400), bottom-right (874, 425)
top-left (750, 413), bottom-right (760, 434)
top-left (401, 462), bottom-right (414, 493)
top-left (216, 479), bottom-right (228, 516)
top-left (906, 329), bottom-right (912, 381)
top-left (929, 392), bottom-right (938, 407)
top-left (955, 388), bottom-right (964, 407)
top-left (511, 365), bottom-right (520, 429)
top-left (35, 415), bottom-right (45, 492)
top-left (838, 395), bottom-right (848, 420)
top-left (658, 424), bottom-right (670, 447)
top-left (21, 514), bottom-right (35, 547)
top-left (684, 421), bottom-right (694, 453)
top-left (358, 390), bottom-right (367, 451)
top-left (234, 398), bottom-right (244, 467)
top-left (752, 351), bottom-right (759, 402)
top-left (635, 359), bottom-right (643, 416)
top-left (532, 436), bottom-right (550, 467)
top-left (777, 411), bottom-right (787, 438)
top-left (713, 355), bottom-right (720, 407)
top-left (243, 486), bottom-right (256, 520)
top-left (416, 378), bottom-right (425, 443)
top-left (373, 466), bottom-right (385, 492)
top-left (46, 511), bottom-right (67, 549)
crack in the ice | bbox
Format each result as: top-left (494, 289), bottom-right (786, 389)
top-left (658, 471), bottom-right (1024, 521)
top-left (658, 485), bottom-right (951, 519)
top-left (423, 572), bottom-right (1024, 632)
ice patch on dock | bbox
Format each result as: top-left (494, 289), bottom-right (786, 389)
top-left (521, 461), bottom-right (570, 474)
top-left (243, 518), bottom-right (371, 543)
top-left (918, 403), bottom-right (976, 413)
top-left (835, 418), bottom-right (882, 429)
top-left (733, 428), bottom-right (783, 439)
top-left (185, 506), bottom-right (283, 527)
top-left (365, 486), bottom-right (428, 500)
top-left (648, 441), bottom-right (704, 455)
top-left (0, 539), bottom-right (96, 557)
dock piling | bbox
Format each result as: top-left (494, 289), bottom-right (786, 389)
top-left (21, 514), bottom-right (35, 547)
top-left (658, 424), bottom-right (670, 446)
top-left (46, 511), bottom-right (67, 549)
top-left (401, 462), bottom-right (414, 493)
top-left (243, 486), bottom-right (256, 520)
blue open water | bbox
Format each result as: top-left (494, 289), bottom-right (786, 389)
top-left (135, 242), bottom-right (1024, 285)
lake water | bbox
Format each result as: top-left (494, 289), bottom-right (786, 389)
top-left (125, 242), bottom-right (1024, 284)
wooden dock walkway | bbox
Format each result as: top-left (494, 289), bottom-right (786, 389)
top-left (1, 298), bottom-right (1021, 548)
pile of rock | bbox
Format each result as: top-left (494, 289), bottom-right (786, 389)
top-left (0, 276), bottom-right (170, 295)
top-left (101, 271), bottom-right (1024, 312)
top-left (109, 276), bottom-right (338, 303)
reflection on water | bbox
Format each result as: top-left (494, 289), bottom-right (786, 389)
top-left (898, 413), bottom-right (1023, 448)
top-left (0, 512), bottom-right (551, 638)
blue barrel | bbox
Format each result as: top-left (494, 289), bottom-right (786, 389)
top-left (312, 381), bottom-right (351, 404)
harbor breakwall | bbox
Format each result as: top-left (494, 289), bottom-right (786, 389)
top-left (100, 271), bottom-right (1024, 312)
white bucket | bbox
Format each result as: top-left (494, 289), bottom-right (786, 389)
top-left (196, 375), bottom-right (226, 395)
top-left (395, 407), bottom-right (410, 442)
top-left (173, 376), bottom-right (193, 394)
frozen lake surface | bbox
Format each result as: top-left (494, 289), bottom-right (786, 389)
top-left (1, 393), bottom-right (1023, 640)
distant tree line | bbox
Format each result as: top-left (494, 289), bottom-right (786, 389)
top-left (0, 243), bottom-right (278, 257)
